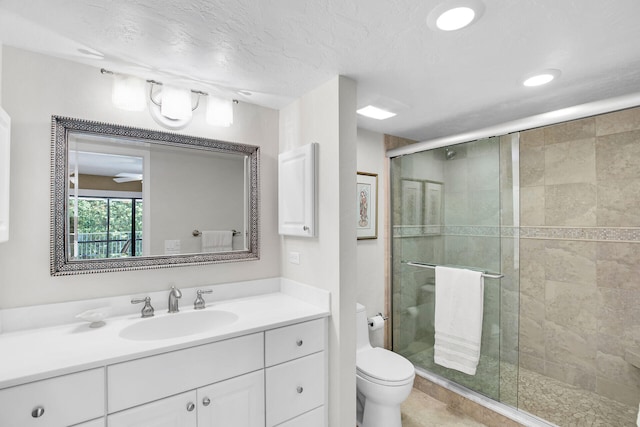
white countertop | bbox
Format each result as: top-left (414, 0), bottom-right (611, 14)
top-left (0, 291), bottom-right (329, 389)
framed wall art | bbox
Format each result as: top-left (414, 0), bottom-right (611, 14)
top-left (357, 172), bottom-right (378, 240)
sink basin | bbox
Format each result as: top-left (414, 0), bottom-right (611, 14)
top-left (119, 310), bottom-right (238, 341)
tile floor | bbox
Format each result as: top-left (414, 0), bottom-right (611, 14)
top-left (407, 345), bottom-right (638, 426)
top-left (518, 368), bottom-right (638, 427)
top-left (401, 387), bottom-right (487, 426)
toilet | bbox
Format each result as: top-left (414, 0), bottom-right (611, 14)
top-left (356, 303), bottom-right (415, 427)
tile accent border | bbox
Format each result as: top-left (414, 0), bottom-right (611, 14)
top-left (393, 225), bottom-right (640, 243)
top-left (520, 226), bottom-right (640, 242)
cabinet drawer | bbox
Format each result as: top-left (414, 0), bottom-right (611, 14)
top-left (265, 318), bottom-right (325, 366)
top-left (266, 351), bottom-right (325, 426)
top-left (275, 406), bottom-right (324, 427)
top-left (108, 333), bottom-right (263, 413)
top-left (0, 368), bottom-right (105, 427)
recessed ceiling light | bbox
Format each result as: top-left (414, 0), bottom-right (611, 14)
top-left (436, 7), bottom-right (475, 31)
top-left (357, 105), bottom-right (397, 120)
top-left (523, 69), bottom-right (561, 87)
top-left (427, 0), bottom-right (485, 32)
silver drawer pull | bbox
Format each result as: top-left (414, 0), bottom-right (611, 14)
top-left (31, 406), bottom-right (45, 418)
top-left (187, 402), bottom-right (195, 412)
top-left (297, 386), bottom-right (304, 394)
top-left (296, 339), bottom-right (303, 347)
top-left (303, 226), bottom-right (309, 231)
top-left (203, 397), bottom-right (211, 406)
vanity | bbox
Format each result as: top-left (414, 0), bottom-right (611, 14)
top-left (0, 279), bottom-right (329, 427)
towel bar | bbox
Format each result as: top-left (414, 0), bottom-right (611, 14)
top-left (404, 261), bottom-right (504, 279)
top-left (192, 229), bottom-right (241, 237)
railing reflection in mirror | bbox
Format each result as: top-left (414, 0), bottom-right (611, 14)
top-left (73, 232), bottom-right (142, 259)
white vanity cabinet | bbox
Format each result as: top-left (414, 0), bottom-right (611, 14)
top-left (0, 368), bottom-right (104, 427)
top-left (104, 318), bottom-right (326, 427)
top-left (265, 319), bottom-right (327, 426)
top-left (0, 299), bottom-right (328, 427)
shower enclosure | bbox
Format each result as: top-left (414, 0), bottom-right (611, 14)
top-left (391, 135), bottom-right (520, 406)
top-left (390, 111), bottom-right (640, 426)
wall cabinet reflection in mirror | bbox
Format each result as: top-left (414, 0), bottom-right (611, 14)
top-left (51, 116), bottom-right (259, 275)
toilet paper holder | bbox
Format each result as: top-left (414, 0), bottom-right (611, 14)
top-left (368, 312), bottom-right (389, 327)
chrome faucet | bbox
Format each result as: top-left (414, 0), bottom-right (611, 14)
top-left (168, 285), bottom-right (182, 313)
top-left (194, 289), bottom-right (213, 310)
top-left (131, 296), bottom-right (154, 318)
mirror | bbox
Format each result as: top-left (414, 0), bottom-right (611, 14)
top-left (51, 116), bottom-right (259, 275)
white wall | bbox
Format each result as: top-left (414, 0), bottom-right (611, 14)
top-left (356, 128), bottom-right (386, 348)
top-left (279, 76), bottom-right (358, 427)
top-left (0, 47), bottom-right (280, 308)
top-left (0, 43), bottom-right (3, 103)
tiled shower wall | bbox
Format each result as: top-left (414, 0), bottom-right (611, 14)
top-left (519, 107), bottom-right (640, 407)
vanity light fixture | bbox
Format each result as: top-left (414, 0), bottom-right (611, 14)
top-left (206, 96), bottom-right (236, 127)
top-left (110, 73), bottom-right (147, 111)
top-left (101, 69), bottom-right (236, 130)
top-left (357, 105), bottom-right (397, 120)
top-left (523, 69), bottom-right (561, 87)
top-left (427, 0), bottom-right (485, 32)
top-left (159, 85), bottom-right (193, 120)
top-left (147, 80), bottom-right (208, 130)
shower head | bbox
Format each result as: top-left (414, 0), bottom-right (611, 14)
top-left (445, 147), bottom-right (456, 160)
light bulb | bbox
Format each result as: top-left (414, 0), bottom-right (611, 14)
top-left (161, 85), bottom-right (193, 120)
top-left (206, 97), bottom-right (234, 127)
top-left (111, 75), bottom-right (146, 111)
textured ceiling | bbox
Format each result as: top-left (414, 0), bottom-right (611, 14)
top-left (1, 0), bottom-right (640, 141)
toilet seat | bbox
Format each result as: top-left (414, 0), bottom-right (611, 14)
top-left (356, 348), bottom-right (415, 386)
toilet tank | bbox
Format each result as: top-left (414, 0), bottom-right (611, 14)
top-left (356, 303), bottom-right (372, 351)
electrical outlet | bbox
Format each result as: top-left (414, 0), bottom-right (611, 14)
top-left (288, 251), bottom-right (300, 265)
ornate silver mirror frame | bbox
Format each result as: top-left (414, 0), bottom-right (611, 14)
top-left (51, 116), bottom-right (260, 275)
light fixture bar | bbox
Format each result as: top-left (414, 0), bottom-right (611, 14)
top-left (101, 68), bottom-right (237, 130)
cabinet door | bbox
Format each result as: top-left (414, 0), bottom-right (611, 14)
top-left (278, 143), bottom-right (317, 237)
top-left (266, 352), bottom-right (325, 426)
top-left (197, 370), bottom-right (265, 427)
top-left (107, 391), bottom-right (197, 427)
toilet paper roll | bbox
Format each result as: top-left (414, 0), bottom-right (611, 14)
top-left (368, 315), bottom-right (385, 331)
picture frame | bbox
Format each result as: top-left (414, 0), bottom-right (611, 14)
top-left (423, 181), bottom-right (443, 235)
top-left (398, 179), bottom-right (443, 236)
top-left (357, 172), bottom-right (378, 240)
top-left (401, 180), bottom-right (423, 226)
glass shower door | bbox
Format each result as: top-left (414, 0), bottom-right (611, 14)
top-left (391, 136), bottom-right (517, 404)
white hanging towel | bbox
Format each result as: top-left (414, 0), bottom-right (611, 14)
top-left (201, 230), bottom-right (233, 252)
top-left (434, 266), bottom-right (484, 375)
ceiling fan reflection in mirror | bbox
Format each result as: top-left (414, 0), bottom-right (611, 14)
top-left (113, 172), bottom-right (143, 183)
